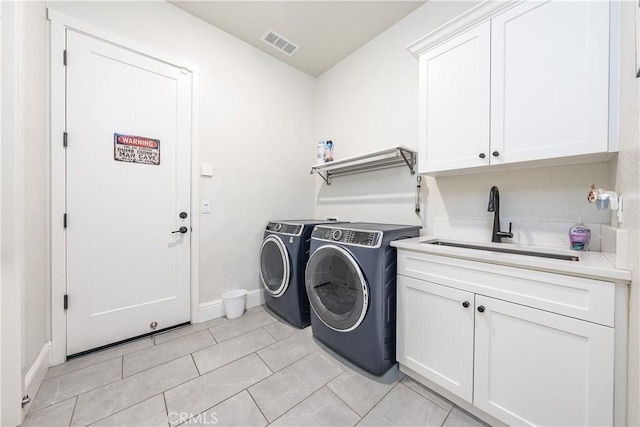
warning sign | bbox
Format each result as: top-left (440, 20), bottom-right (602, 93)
top-left (114, 133), bottom-right (160, 165)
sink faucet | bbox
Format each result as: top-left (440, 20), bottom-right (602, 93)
top-left (487, 186), bottom-right (513, 243)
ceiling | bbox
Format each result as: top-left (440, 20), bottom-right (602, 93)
top-left (169, 1), bottom-right (426, 77)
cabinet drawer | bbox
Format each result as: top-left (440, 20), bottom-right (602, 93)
top-left (397, 251), bottom-right (614, 326)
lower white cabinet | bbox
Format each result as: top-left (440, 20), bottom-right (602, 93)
top-left (397, 267), bottom-right (616, 426)
top-left (397, 277), bottom-right (474, 401)
top-left (473, 295), bottom-right (614, 426)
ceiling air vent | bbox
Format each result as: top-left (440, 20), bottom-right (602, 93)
top-left (262, 29), bottom-right (299, 56)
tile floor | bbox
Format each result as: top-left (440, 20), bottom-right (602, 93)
top-left (23, 305), bottom-right (489, 427)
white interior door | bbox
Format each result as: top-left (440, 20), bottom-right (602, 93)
top-left (65, 30), bottom-right (192, 355)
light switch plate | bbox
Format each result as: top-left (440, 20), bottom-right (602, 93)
top-left (202, 201), bottom-right (210, 213)
top-left (200, 163), bottom-right (213, 177)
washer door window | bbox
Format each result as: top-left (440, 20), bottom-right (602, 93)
top-left (259, 235), bottom-right (290, 297)
top-left (305, 245), bottom-right (368, 332)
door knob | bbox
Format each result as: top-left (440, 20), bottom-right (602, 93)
top-left (478, 153), bottom-right (486, 159)
top-left (477, 305), bottom-right (485, 313)
top-left (462, 301), bottom-right (470, 308)
top-left (172, 226), bottom-right (188, 234)
top-left (492, 151), bottom-right (500, 157)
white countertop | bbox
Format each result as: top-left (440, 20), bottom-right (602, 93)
top-left (391, 236), bottom-right (631, 282)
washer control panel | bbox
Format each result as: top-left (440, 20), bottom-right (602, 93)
top-left (266, 222), bottom-right (303, 236)
top-left (312, 226), bottom-right (382, 248)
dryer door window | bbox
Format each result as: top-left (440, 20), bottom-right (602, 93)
top-left (305, 245), bottom-right (368, 332)
top-left (259, 235), bottom-right (290, 297)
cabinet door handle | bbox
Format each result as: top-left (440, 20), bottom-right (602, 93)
top-left (492, 151), bottom-right (500, 157)
top-left (478, 153), bottom-right (486, 159)
top-left (477, 305), bottom-right (485, 313)
top-left (462, 301), bottom-right (470, 308)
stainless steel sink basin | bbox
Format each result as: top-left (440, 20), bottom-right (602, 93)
top-left (427, 240), bottom-right (579, 261)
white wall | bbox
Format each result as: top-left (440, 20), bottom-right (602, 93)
top-left (1, 1), bottom-right (50, 424)
top-left (315, 1), bottom-right (480, 228)
top-left (613, 2), bottom-right (640, 425)
top-left (1, 0), bottom-right (3, 417)
top-left (21, 0), bottom-right (49, 380)
top-left (48, 1), bottom-right (317, 304)
top-left (0, 1), bottom-right (24, 424)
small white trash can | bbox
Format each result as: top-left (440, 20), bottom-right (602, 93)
top-left (222, 289), bottom-right (248, 320)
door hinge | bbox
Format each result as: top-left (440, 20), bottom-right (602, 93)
top-left (64, 294), bottom-right (68, 310)
top-left (63, 213), bottom-right (67, 229)
top-left (63, 50), bottom-right (67, 66)
top-left (21, 395), bottom-right (31, 408)
top-left (63, 132), bottom-right (68, 148)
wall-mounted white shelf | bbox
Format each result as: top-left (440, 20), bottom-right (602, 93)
top-left (310, 145), bottom-right (417, 185)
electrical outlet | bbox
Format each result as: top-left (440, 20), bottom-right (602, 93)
top-left (202, 201), bottom-right (210, 213)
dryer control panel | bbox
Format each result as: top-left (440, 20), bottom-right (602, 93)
top-left (266, 222), bottom-right (303, 236)
top-left (312, 226), bottom-right (382, 248)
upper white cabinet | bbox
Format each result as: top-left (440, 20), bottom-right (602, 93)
top-left (490, 1), bottom-right (610, 166)
top-left (418, 22), bottom-right (490, 172)
top-left (409, 0), bottom-right (615, 175)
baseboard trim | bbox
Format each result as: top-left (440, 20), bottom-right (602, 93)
top-left (198, 289), bottom-right (265, 323)
top-left (23, 341), bottom-right (51, 415)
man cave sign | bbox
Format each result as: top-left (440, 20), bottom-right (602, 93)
top-left (114, 133), bottom-right (161, 165)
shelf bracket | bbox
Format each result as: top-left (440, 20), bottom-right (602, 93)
top-left (398, 148), bottom-right (416, 174)
top-left (317, 170), bottom-right (331, 185)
